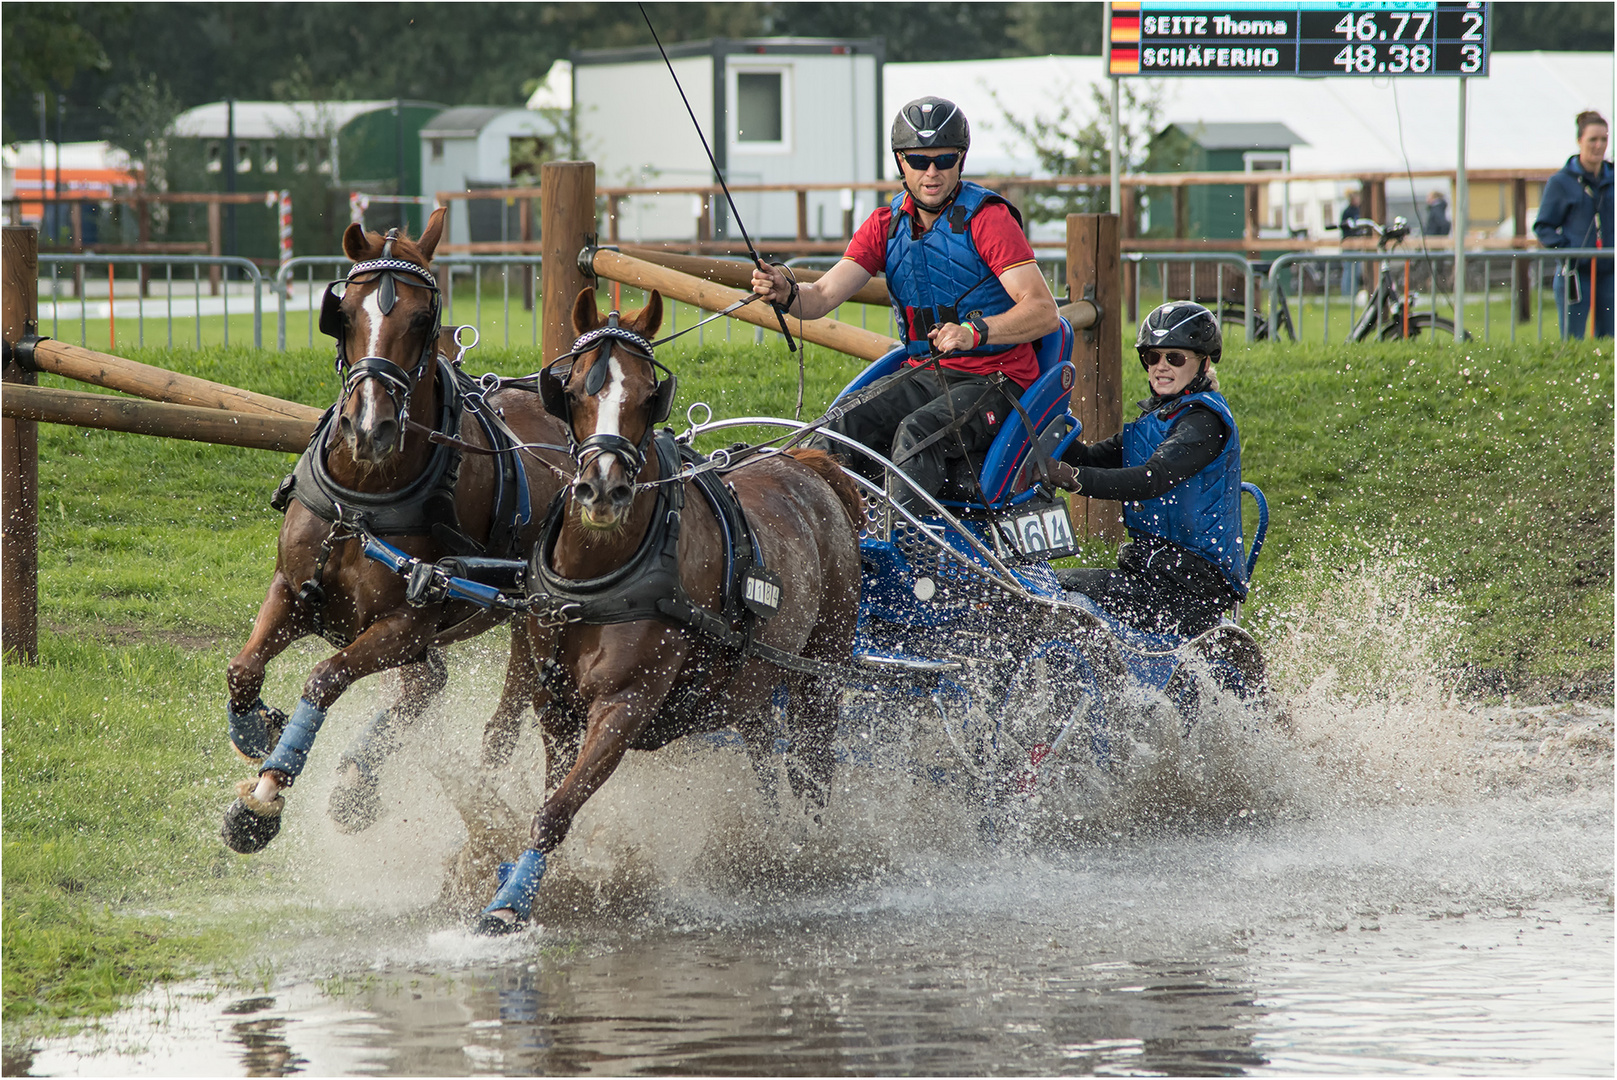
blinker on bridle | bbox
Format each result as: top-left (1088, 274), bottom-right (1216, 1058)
top-left (320, 228), bottom-right (442, 451)
top-left (541, 314), bottom-right (679, 481)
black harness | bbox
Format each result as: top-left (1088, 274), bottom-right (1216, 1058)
top-left (272, 236), bottom-right (533, 646)
top-left (528, 431), bottom-right (781, 644)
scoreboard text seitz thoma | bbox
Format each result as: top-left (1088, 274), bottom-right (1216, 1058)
top-left (1108, 1), bottom-right (1491, 77)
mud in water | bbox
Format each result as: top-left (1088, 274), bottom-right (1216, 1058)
top-left (15, 564), bottom-right (1615, 1077)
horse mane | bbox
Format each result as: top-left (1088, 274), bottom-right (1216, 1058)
top-left (784, 448), bottom-right (864, 531)
top-left (348, 226), bottom-right (429, 267)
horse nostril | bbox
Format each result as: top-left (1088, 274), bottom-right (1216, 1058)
top-left (372, 420), bottom-right (397, 450)
top-left (572, 477), bottom-right (599, 504)
top-left (608, 480), bottom-right (634, 507)
top-left (339, 414), bottom-right (354, 441)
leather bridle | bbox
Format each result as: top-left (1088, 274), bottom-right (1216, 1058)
top-left (321, 229), bottom-right (442, 453)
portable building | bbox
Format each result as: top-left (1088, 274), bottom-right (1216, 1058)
top-left (167, 99), bottom-right (444, 253)
top-left (1144, 122), bottom-right (1307, 240)
top-left (570, 37), bottom-right (885, 244)
top-left (420, 107), bottom-right (565, 248)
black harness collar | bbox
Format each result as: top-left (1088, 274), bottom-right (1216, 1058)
top-left (528, 432), bottom-right (779, 640)
top-left (271, 357), bottom-right (534, 646)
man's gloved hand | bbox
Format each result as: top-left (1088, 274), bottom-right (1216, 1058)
top-left (1047, 461), bottom-right (1082, 492)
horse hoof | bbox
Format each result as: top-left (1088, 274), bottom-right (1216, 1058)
top-left (473, 911), bottom-right (525, 937)
top-left (327, 762), bottom-right (380, 834)
top-left (221, 780), bottom-right (283, 854)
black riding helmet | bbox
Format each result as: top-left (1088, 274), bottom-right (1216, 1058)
top-left (891, 96), bottom-right (970, 153)
top-left (1136, 301), bottom-right (1222, 366)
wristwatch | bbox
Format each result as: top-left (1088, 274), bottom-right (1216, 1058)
top-left (968, 314), bottom-right (990, 348)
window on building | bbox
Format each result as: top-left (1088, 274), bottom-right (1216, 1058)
top-left (430, 138), bottom-right (444, 162)
top-left (236, 143), bottom-right (253, 173)
top-left (294, 143), bottom-right (310, 173)
top-left (315, 141), bottom-right (332, 174)
top-left (262, 142), bottom-right (278, 173)
top-left (206, 142), bottom-right (222, 173)
top-left (735, 69), bottom-right (788, 148)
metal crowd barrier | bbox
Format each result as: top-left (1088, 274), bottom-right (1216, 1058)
top-left (37, 254), bottom-right (265, 350)
top-left (1123, 253), bottom-right (1257, 339)
top-left (1266, 247), bottom-right (1608, 344)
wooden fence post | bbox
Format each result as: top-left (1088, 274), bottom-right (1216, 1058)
top-left (3, 227), bottom-right (39, 662)
top-left (540, 161), bottom-right (596, 366)
top-left (1066, 213), bottom-right (1123, 544)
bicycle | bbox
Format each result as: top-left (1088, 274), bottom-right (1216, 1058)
top-left (1329, 216), bottom-right (1470, 341)
top-left (1217, 261), bottom-right (1297, 342)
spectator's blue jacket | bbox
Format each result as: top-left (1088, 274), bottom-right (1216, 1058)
top-left (1534, 155), bottom-right (1614, 264)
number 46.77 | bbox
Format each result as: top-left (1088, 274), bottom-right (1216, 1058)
top-left (1336, 11), bottom-right (1431, 38)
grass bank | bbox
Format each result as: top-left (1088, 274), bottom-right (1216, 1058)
top-left (3, 315), bottom-right (1610, 1033)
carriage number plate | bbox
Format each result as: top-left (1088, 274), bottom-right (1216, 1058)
top-left (999, 499), bottom-right (1078, 558)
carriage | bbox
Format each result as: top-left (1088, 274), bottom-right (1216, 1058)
top-left (362, 310), bottom-right (1273, 803)
top-left (221, 219), bottom-right (1270, 930)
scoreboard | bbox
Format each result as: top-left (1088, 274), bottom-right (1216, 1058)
top-left (1108, 1), bottom-right (1491, 77)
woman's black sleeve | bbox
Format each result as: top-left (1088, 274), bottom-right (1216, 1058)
top-left (1060, 431), bottom-right (1124, 469)
top-left (1063, 407), bottom-right (1228, 501)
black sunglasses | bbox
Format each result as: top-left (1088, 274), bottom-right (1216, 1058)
top-left (1141, 350), bottom-right (1194, 369)
top-left (899, 151), bottom-right (961, 172)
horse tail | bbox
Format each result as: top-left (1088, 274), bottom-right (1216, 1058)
top-left (784, 447), bottom-right (864, 532)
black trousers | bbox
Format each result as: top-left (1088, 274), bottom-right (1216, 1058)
top-left (823, 366), bottom-right (1015, 506)
top-left (1055, 535), bottom-right (1239, 638)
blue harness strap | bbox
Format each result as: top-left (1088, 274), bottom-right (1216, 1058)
top-left (259, 698), bottom-right (328, 782)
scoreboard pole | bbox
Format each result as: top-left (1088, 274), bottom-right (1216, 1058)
top-left (1456, 77), bottom-right (1469, 339)
top-left (1105, 1), bottom-right (1121, 215)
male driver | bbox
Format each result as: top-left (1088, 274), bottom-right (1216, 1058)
top-left (751, 96), bottom-right (1059, 508)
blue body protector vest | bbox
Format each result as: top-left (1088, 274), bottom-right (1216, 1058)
top-left (885, 180), bottom-right (1023, 359)
top-left (1121, 391), bottom-right (1247, 597)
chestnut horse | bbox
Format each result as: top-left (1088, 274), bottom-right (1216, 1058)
top-left (220, 208), bottom-right (568, 853)
top-left (474, 288), bottom-right (864, 933)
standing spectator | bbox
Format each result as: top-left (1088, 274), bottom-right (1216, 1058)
top-left (1424, 190), bottom-right (1451, 236)
top-left (1534, 109), bottom-right (1613, 338)
top-left (1339, 188), bottom-right (1368, 297)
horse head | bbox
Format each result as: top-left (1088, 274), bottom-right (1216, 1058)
top-left (545, 288), bottom-right (670, 531)
top-left (324, 207), bottom-right (446, 467)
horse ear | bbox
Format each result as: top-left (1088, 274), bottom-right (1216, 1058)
top-left (418, 206), bottom-right (447, 261)
top-left (639, 290), bottom-right (664, 337)
top-left (342, 222), bottom-right (370, 261)
top-left (571, 287), bottom-right (601, 335)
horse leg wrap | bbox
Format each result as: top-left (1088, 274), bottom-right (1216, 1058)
top-left (474, 849), bottom-right (547, 936)
top-left (329, 706), bottom-right (402, 833)
top-left (259, 698), bottom-right (327, 784)
top-left (227, 698), bottom-right (289, 764)
top-left (221, 778), bottom-right (285, 854)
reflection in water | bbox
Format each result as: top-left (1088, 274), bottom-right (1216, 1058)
top-left (222, 995), bottom-right (306, 1077)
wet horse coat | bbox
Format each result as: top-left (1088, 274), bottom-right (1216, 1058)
top-left (220, 209), bottom-right (569, 851)
top-left (476, 288), bottom-right (864, 932)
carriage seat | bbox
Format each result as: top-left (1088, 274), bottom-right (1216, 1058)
top-left (832, 316), bottom-right (1081, 512)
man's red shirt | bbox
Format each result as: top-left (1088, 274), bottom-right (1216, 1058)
top-left (843, 191), bottom-right (1042, 389)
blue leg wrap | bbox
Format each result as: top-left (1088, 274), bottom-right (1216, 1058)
top-left (227, 698), bottom-right (282, 762)
top-left (481, 849), bottom-right (546, 923)
top-left (259, 698), bottom-right (327, 783)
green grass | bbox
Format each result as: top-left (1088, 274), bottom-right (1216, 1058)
top-left (2, 300), bottom-right (1611, 1031)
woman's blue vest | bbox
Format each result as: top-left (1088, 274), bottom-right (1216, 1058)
top-left (885, 181), bottom-right (1022, 358)
top-left (1121, 391), bottom-right (1247, 597)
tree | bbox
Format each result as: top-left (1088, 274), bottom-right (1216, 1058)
top-left (0, 3), bottom-right (111, 143)
top-left (991, 78), bottom-right (1165, 221)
